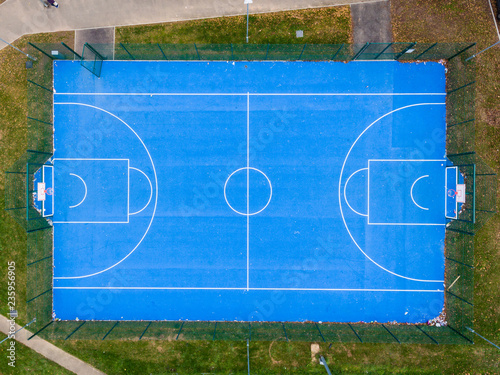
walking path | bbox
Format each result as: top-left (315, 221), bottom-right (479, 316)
top-left (0, 0), bottom-right (381, 50)
top-left (0, 315), bottom-right (105, 374)
top-left (351, 0), bottom-right (392, 43)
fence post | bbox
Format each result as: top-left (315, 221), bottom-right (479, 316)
top-left (194, 43), bottom-right (201, 59)
top-left (61, 42), bottom-right (82, 60)
top-left (65, 321), bottom-right (86, 340)
top-left (176, 322), bottom-right (184, 340)
top-left (157, 44), bottom-right (167, 60)
top-left (282, 323), bottom-right (288, 342)
top-left (315, 323), bottom-right (325, 342)
top-left (352, 42), bottom-right (370, 60)
top-left (331, 44), bottom-right (344, 60)
top-left (395, 42), bottom-right (416, 60)
top-left (448, 43), bottom-right (476, 60)
top-left (102, 322), bottom-right (119, 340)
top-left (415, 325), bottom-right (439, 344)
top-left (415, 43), bottom-right (437, 59)
top-left (119, 43), bottom-right (135, 60)
top-left (27, 320), bottom-right (53, 340)
top-left (348, 324), bottom-right (362, 342)
top-left (139, 322), bottom-right (152, 340)
top-left (28, 42), bottom-right (54, 60)
top-left (298, 44), bottom-right (307, 60)
top-left (374, 43), bottom-right (393, 59)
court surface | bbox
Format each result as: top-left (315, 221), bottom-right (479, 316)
top-left (50, 60), bottom-right (453, 323)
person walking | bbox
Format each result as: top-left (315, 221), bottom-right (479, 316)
top-left (46, 0), bottom-right (59, 8)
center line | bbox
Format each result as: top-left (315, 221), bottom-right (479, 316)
top-left (247, 92), bottom-right (250, 291)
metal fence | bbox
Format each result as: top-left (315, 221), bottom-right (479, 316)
top-left (5, 42), bottom-right (497, 344)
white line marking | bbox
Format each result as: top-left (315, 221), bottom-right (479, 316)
top-left (247, 92), bottom-right (250, 292)
top-left (53, 102), bottom-right (158, 280)
top-left (338, 103), bottom-right (446, 283)
top-left (52, 221), bottom-right (128, 224)
top-left (224, 167), bottom-right (273, 216)
top-left (343, 168), bottom-right (368, 217)
top-left (367, 223), bottom-right (446, 226)
top-left (488, 0), bottom-right (500, 41)
top-left (129, 167), bottom-right (154, 215)
top-left (445, 166), bottom-right (458, 219)
top-left (53, 158), bottom-right (129, 161)
top-left (54, 92), bottom-right (447, 96)
top-left (41, 166), bottom-right (45, 215)
top-left (367, 163), bottom-right (370, 219)
top-left (368, 159), bottom-right (446, 162)
top-left (53, 159), bottom-right (130, 223)
top-left (52, 164), bottom-right (54, 216)
top-left (127, 159), bottom-right (130, 221)
top-left (410, 175), bottom-right (430, 211)
top-left (53, 286), bottom-right (443, 292)
top-left (68, 173), bottom-right (88, 209)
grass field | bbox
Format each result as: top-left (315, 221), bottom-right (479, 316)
top-left (0, 3), bottom-right (499, 374)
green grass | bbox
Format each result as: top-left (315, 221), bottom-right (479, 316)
top-left (392, 0), bottom-right (500, 347)
top-left (1, 3), bottom-right (499, 374)
top-left (116, 7), bottom-right (352, 45)
top-left (0, 338), bottom-right (73, 375)
top-left (0, 31), bottom-right (74, 375)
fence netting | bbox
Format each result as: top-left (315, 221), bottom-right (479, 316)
top-left (5, 42), bottom-right (496, 343)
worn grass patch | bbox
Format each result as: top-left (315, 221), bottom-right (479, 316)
top-left (392, 0), bottom-right (500, 352)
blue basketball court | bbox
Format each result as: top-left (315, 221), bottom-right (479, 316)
top-left (45, 59), bottom-right (457, 323)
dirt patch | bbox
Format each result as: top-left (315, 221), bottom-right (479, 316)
top-left (310, 343), bottom-right (320, 363)
top-left (485, 108), bottom-right (500, 129)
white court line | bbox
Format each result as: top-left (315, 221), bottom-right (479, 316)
top-left (367, 223), bottom-right (445, 226)
top-left (247, 92), bottom-right (250, 292)
top-left (223, 168), bottom-right (272, 216)
top-left (53, 286), bottom-right (443, 292)
top-left (410, 175), bottom-right (430, 211)
top-left (53, 103), bottom-right (158, 280)
top-left (53, 221), bottom-right (129, 224)
top-left (338, 103), bottom-right (446, 283)
top-left (445, 166), bottom-right (458, 219)
top-left (41, 166), bottom-right (45, 216)
top-left (129, 167), bottom-right (154, 215)
top-left (367, 161), bottom-right (446, 225)
top-left (68, 173), bottom-right (88, 209)
top-left (54, 92), bottom-right (447, 96)
top-left (52, 158), bottom-right (130, 224)
top-left (52, 164), bottom-right (54, 216)
top-left (369, 159), bottom-right (446, 162)
top-left (127, 159), bottom-right (130, 220)
top-left (343, 168), bottom-right (368, 217)
top-left (53, 158), bottom-right (129, 161)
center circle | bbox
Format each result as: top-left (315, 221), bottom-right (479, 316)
top-left (224, 167), bottom-right (272, 216)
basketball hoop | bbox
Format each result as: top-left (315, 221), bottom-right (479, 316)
top-left (45, 187), bottom-right (54, 196)
top-left (447, 189), bottom-right (458, 198)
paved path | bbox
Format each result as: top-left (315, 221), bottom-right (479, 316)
top-left (0, 0), bottom-right (381, 50)
top-left (351, 0), bottom-right (392, 43)
top-left (0, 315), bottom-right (106, 375)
